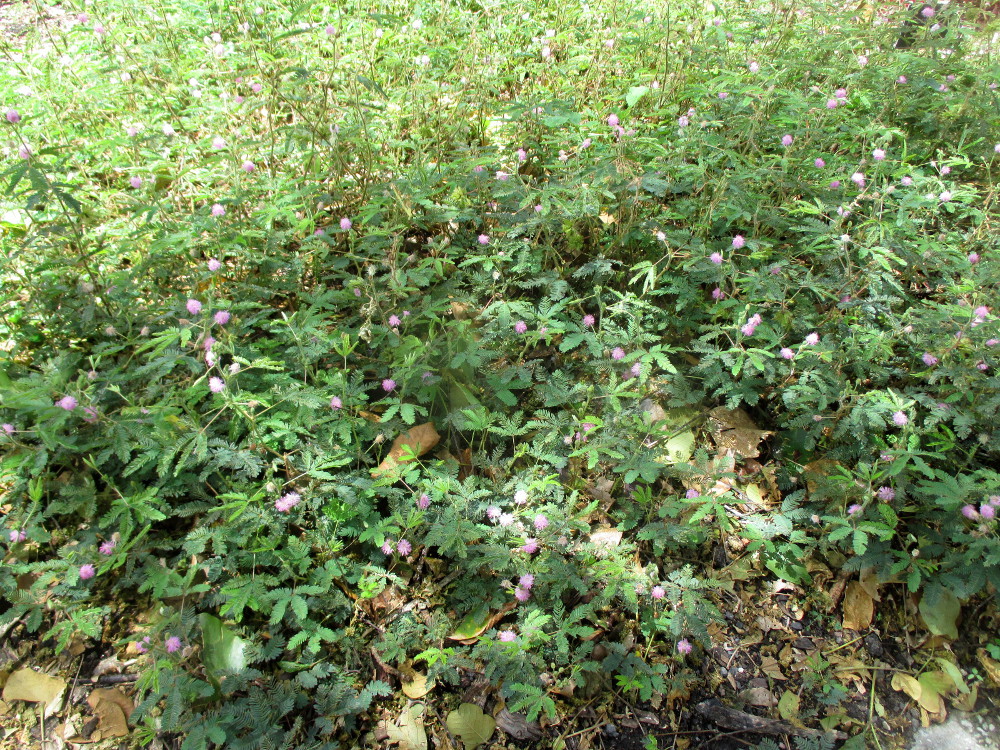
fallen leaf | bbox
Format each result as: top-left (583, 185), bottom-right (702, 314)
top-left (588, 526), bottom-right (623, 552)
top-left (709, 407), bottom-right (772, 458)
top-left (386, 703), bottom-right (427, 750)
top-left (842, 581), bottom-right (874, 631)
top-left (741, 687), bottom-right (777, 707)
top-left (1, 668), bottom-right (66, 717)
top-left (401, 673), bottom-right (432, 700)
top-left (88, 688), bottom-right (132, 738)
top-left (918, 587), bottom-right (960, 640)
top-left (759, 656), bottom-right (787, 681)
top-left (446, 703), bottom-right (496, 750)
top-left (858, 568), bottom-right (882, 602)
top-left (447, 602), bottom-right (515, 644)
top-left (891, 673), bottom-right (923, 705)
top-left (777, 690), bottom-right (800, 721)
top-left (375, 423), bottom-right (440, 476)
top-left (976, 648), bottom-right (1000, 687)
top-left (916, 672), bottom-right (948, 713)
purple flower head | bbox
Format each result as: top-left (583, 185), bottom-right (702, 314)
top-left (211, 203), bottom-right (226, 217)
top-left (979, 504), bottom-right (995, 520)
top-left (741, 323), bottom-right (757, 336)
top-left (208, 258), bottom-right (222, 271)
top-left (748, 61), bottom-right (759, 73)
top-left (804, 332), bottom-right (819, 345)
top-left (185, 298), bottom-right (203, 316)
top-left (780, 347), bottom-right (795, 360)
top-left (815, 157), bottom-right (826, 168)
top-left (99, 540), bottom-right (116, 555)
top-left (498, 512), bottom-right (514, 527)
top-left (135, 635), bottom-right (151, 654)
top-left (877, 486), bottom-right (895, 501)
top-left (731, 235), bottom-right (745, 249)
top-left (718, 92), bottom-right (728, 99)
top-left (710, 252), bottom-right (723, 264)
top-left (499, 630), bottom-right (517, 642)
top-left (582, 314), bottom-right (595, 328)
top-left (166, 636), bottom-right (182, 653)
top-left (969, 252), bottom-right (981, 264)
top-left (340, 217), bottom-right (352, 231)
top-left (381, 541), bottom-right (394, 555)
top-left (330, 396), bottom-right (343, 410)
top-left (873, 148), bottom-right (886, 161)
top-left (847, 504), bottom-right (863, 515)
top-left (478, 234), bottom-right (490, 245)
top-left (851, 172), bottom-right (866, 188)
top-left (830, 180), bottom-right (841, 188)
top-left (533, 514), bottom-right (549, 530)
top-left (388, 314), bottom-right (401, 327)
top-left (901, 176), bottom-right (913, 187)
top-left (2, 423), bottom-right (13, 435)
top-left (922, 353), bottom-right (938, 366)
top-left (397, 539), bottom-right (412, 556)
top-left (961, 504), bottom-right (978, 520)
top-left (6, 109), bottom-right (21, 124)
top-left (514, 320), bottom-right (528, 334)
top-left (651, 585), bottom-right (665, 600)
top-left (516, 148), bottom-right (527, 161)
top-left (79, 564), bottom-right (96, 580)
top-left (781, 134), bottom-right (793, 147)
top-left (9, 530), bottom-right (26, 543)
top-left (129, 176), bottom-right (142, 189)
top-left (678, 115), bottom-right (689, 127)
top-left (521, 538), bottom-right (539, 554)
top-left (892, 411), bottom-right (909, 427)
top-left (712, 287), bottom-right (724, 300)
top-left (826, 99), bottom-right (839, 109)
top-left (212, 136), bottom-right (227, 150)
top-left (677, 639), bottom-right (693, 655)
top-left (275, 491), bottom-right (301, 513)
top-left (382, 378), bottom-right (396, 393)
top-left (921, 6), bottom-right (935, 17)
top-left (418, 493), bottom-right (430, 510)
top-left (898, 75), bottom-right (907, 83)
top-left (685, 488), bottom-right (700, 499)
top-left (519, 574), bottom-right (535, 589)
top-left (242, 160), bottom-right (255, 173)
top-left (514, 586), bottom-right (531, 602)
top-left (611, 347), bottom-right (625, 360)
top-left (607, 113), bottom-right (619, 127)
top-left (57, 395), bottom-right (78, 411)
top-left (209, 377), bottom-right (225, 393)
top-left (214, 311), bottom-right (230, 325)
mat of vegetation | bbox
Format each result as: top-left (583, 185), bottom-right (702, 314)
top-left (1, 1), bottom-right (999, 748)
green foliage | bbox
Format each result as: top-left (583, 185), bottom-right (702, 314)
top-left (2, 0), bottom-right (1000, 745)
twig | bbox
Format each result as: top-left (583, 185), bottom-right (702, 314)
top-left (92, 673), bottom-right (139, 685)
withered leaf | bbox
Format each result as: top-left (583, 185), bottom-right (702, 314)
top-left (374, 422), bottom-right (440, 476)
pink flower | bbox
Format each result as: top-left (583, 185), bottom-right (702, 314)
top-left (607, 113), bottom-right (619, 127)
top-left (826, 99), bottom-right (839, 109)
top-left (677, 639), bottom-right (692, 655)
top-left (6, 108), bottom-right (21, 123)
top-left (275, 491), bottom-right (301, 512)
top-left (382, 378), bottom-right (396, 392)
top-left (780, 347), bottom-right (795, 360)
top-left (9, 530), bottom-right (26, 543)
top-left (939, 190), bottom-right (952, 202)
top-left (340, 217), bottom-right (352, 231)
top-left (330, 396), bottom-right (342, 410)
top-left (731, 235), bottom-right (745, 249)
top-left (2, 423), bottom-right (13, 435)
top-left (487, 506), bottom-right (501, 520)
top-left (858, 55), bottom-right (868, 67)
top-left (830, 180), bottom-right (841, 188)
top-left (57, 396), bottom-right (77, 411)
top-left (921, 6), bottom-right (935, 17)
top-left (981, 504), bottom-right (996, 520)
top-left (533, 514), bottom-right (549, 530)
top-left (678, 115), bottom-right (689, 127)
top-left (898, 76), bottom-right (907, 84)
top-left (209, 377), bottom-right (225, 393)
top-left (851, 172), bottom-right (866, 188)
top-left (514, 586), bottom-right (531, 601)
top-left (418, 494), bottom-right (430, 510)
top-left (79, 564), bottom-right (96, 580)
top-left (582, 314), bottom-right (595, 328)
top-left (516, 148), bottom-right (527, 161)
top-left (499, 630), bottom-right (517, 642)
top-left (521, 538), bottom-right (539, 554)
top-left (498, 512), bottom-right (514, 527)
top-left (514, 320), bottom-right (528, 334)
top-left (814, 158), bottom-right (826, 168)
top-left (207, 258), bottom-right (222, 271)
top-left (847, 504), bottom-right (862, 515)
top-left (961, 504), bottom-right (978, 520)
top-left (242, 160), bottom-right (255, 172)
top-left (748, 61), bottom-right (759, 73)
top-left (129, 176), bottom-right (142, 189)
top-left (214, 311), bottom-right (230, 325)
top-left (519, 574), bottom-right (535, 589)
top-left (581, 138), bottom-right (592, 149)
top-left (381, 541), bottom-right (394, 555)
top-left (922, 353), bottom-right (938, 366)
top-left (211, 203), bottom-right (226, 217)
top-left (872, 148), bottom-right (886, 161)
top-left (611, 347), bottom-right (625, 360)
top-left (901, 176), bottom-right (913, 186)
top-left (877, 486), bottom-right (895, 501)
top-left (986, 339), bottom-right (999, 347)
top-left (710, 252), bottom-right (723, 264)
top-left (835, 88), bottom-right (847, 99)
top-left (135, 635), bottom-right (151, 653)
top-left (781, 134), bottom-right (793, 147)
top-left (969, 252), bottom-right (981, 264)
top-left (478, 234), bottom-right (490, 245)
top-left (685, 489), bottom-right (700, 499)
top-left (251, 82), bottom-right (263, 93)
top-left (712, 287), bottom-right (724, 300)
top-left (804, 332), bottom-right (819, 345)
top-left (212, 136), bottom-right (226, 150)
top-left (891, 411), bottom-right (908, 427)
top-left (99, 540), bottom-right (116, 555)
top-left (718, 92), bottom-right (728, 99)
top-left (388, 314), bottom-right (401, 327)
top-left (397, 539), bottom-right (412, 555)
top-left (187, 299), bottom-right (202, 315)
top-left (165, 636), bottom-right (182, 653)
top-left (83, 406), bottom-right (99, 423)
top-left (651, 585), bottom-right (665, 599)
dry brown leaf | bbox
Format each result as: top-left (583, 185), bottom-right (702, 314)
top-left (708, 407), bottom-right (772, 458)
top-left (859, 568), bottom-right (882, 602)
top-left (842, 581), bottom-right (874, 631)
top-left (374, 422), bottom-right (440, 476)
top-left (88, 688), bottom-right (131, 739)
top-left (741, 687), bottom-right (777, 707)
top-left (386, 703), bottom-right (428, 750)
top-left (976, 648), bottom-right (1000, 687)
top-left (759, 656), bottom-right (787, 681)
top-left (401, 673), bottom-right (432, 700)
top-left (587, 527), bottom-right (623, 552)
top-left (2, 668), bottom-right (66, 717)
top-left (891, 673), bottom-right (923, 705)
